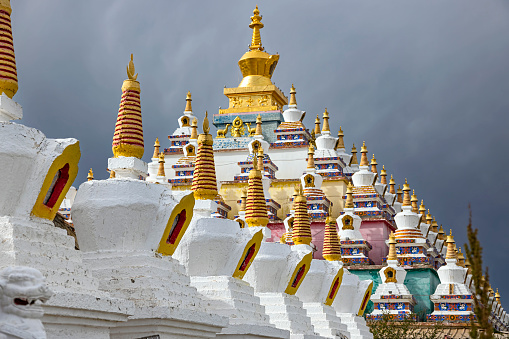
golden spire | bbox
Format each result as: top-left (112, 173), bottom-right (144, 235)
top-left (249, 5), bottom-right (264, 51)
top-left (245, 151), bottom-right (269, 227)
top-left (112, 54), bottom-right (144, 159)
top-left (291, 185), bottom-right (300, 211)
top-left (431, 217), bottom-right (439, 233)
top-left (307, 144), bottom-right (315, 169)
top-left (349, 144), bottom-right (358, 166)
top-left (337, 126), bottom-right (345, 149)
top-left (419, 200), bottom-right (426, 219)
top-left (322, 108), bottom-right (330, 133)
top-left (387, 231), bottom-right (397, 261)
top-left (397, 185), bottom-right (403, 203)
top-left (344, 182), bottom-right (354, 209)
top-left (411, 190), bottom-right (418, 213)
top-left (109, 170), bottom-right (115, 179)
top-left (190, 118), bottom-right (198, 140)
top-left (426, 209), bottom-right (433, 224)
top-left (289, 84), bottom-right (297, 106)
top-left (240, 188), bottom-right (247, 212)
top-left (255, 114), bottom-right (263, 136)
top-left (402, 179), bottom-right (411, 206)
top-left (257, 147), bottom-right (264, 171)
top-left (359, 141), bottom-right (369, 166)
top-left (87, 168), bottom-right (94, 181)
top-left (370, 154), bottom-right (377, 174)
top-left (389, 175), bottom-right (396, 194)
top-left (438, 225), bottom-right (446, 240)
top-left (184, 91), bottom-right (192, 112)
top-left (314, 115), bottom-right (321, 135)
top-left (457, 247), bottom-right (465, 267)
top-left (445, 230), bottom-right (457, 260)
top-left (192, 112), bottom-right (218, 200)
top-left (152, 138), bottom-right (160, 159)
top-left (380, 165), bottom-right (387, 185)
top-left (292, 185), bottom-right (312, 245)
top-left (157, 152), bottom-right (165, 177)
top-left (496, 289), bottom-right (501, 303)
top-left (323, 206), bottom-right (342, 261)
top-left (0, 0), bottom-right (17, 99)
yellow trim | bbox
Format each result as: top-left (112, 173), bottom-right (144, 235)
top-left (357, 281), bottom-right (374, 316)
top-left (232, 230), bottom-right (263, 279)
top-left (284, 252), bottom-right (313, 295)
top-left (31, 142), bottom-right (80, 220)
top-left (325, 267), bottom-right (344, 306)
top-left (157, 193), bottom-right (195, 256)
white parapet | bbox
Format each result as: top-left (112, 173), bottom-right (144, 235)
top-left (0, 93), bottom-right (22, 121)
top-left (108, 156), bottom-right (148, 180)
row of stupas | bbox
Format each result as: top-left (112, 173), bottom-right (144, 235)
top-left (141, 5), bottom-right (509, 332)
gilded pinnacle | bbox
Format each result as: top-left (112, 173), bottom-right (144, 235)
top-left (322, 108), bottom-right (330, 132)
top-left (350, 144), bottom-right (358, 165)
top-left (190, 118), bottom-right (198, 140)
top-left (359, 141), bottom-right (369, 166)
top-left (336, 126), bottom-right (345, 149)
top-left (445, 231), bottom-right (457, 260)
top-left (389, 174), bottom-right (396, 194)
top-left (345, 182), bottom-right (354, 209)
top-left (402, 179), bottom-right (411, 206)
top-left (387, 231), bottom-right (397, 261)
top-left (153, 138), bottom-right (160, 159)
top-left (249, 6), bottom-right (264, 51)
top-left (255, 114), bottom-right (263, 136)
top-left (314, 115), bottom-right (321, 135)
top-left (87, 168), bottom-right (94, 181)
top-left (185, 91), bottom-right (192, 112)
top-left (370, 154), bottom-right (377, 174)
top-left (307, 144), bottom-right (315, 169)
top-left (126, 54), bottom-right (138, 81)
top-left (289, 84), bottom-right (297, 106)
top-left (157, 152), bottom-right (165, 177)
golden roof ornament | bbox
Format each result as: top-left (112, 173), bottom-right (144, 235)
top-left (411, 189), bottom-right (418, 213)
top-left (190, 118), bottom-right (198, 140)
top-left (345, 182), bottom-right (354, 209)
top-left (323, 206), bottom-right (342, 261)
top-left (431, 217), bottom-right (439, 233)
top-left (359, 141), bottom-right (369, 166)
top-left (349, 143), bottom-right (358, 166)
top-left (307, 144), bottom-right (315, 169)
top-left (152, 138), bottom-right (160, 159)
top-left (314, 115), bottom-right (321, 135)
top-left (438, 225), bottom-right (446, 240)
top-left (397, 185), bottom-right (403, 203)
top-left (112, 54), bottom-right (144, 159)
top-left (336, 126), bottom-right (345, 149)
top-left (289, 84), bottom-right (297, 106)
top-left (249, 5), bottom-right (264, 51)
top-left (157, 152), bottom-right (166, 177)
top-left (0, 0), bottom-right (17, 99)
top-left (370, 154), bottom-right (378, 174)
top-left (192, 111), bottom-right (218, 200)
top-left (426, 209), bottom-right (433, 224)
top-left (419, 200), bottom-right (426, 217)
top-left (445, 230), bottom-right (457, 260)
top-left (184, 91), bottom-right (192, 112)
top-left (387, 231), bottom-right (397, 261)
top-left (380, 165), bottom-right (387, 185)
top-left (322, 108), bottom-right (330, 132)
top-left (292, 184), bottom-right (312, 245)
top-left (496, 289), bottom-right (501, 303)
top-left (245, 150), bottom-right (269, 227)
top-left (257, 147), bottom-right (264, 171)
top-left (87, 168), bottom-right (94, 181)
top-left (389, 174), bottom-right (396, 194)
top-left (457, 247), bottom-right (465, 267)
top-left (402, 179), bottom-right (411, 206)
top-left (255, 114), bottom-right (263, 136)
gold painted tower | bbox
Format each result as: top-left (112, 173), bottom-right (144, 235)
top-left (192, 112), bottom-right (218, 200)
top-left (0, 0), bottom-right (17, 99)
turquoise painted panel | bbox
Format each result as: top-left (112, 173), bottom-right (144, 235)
top-left (212, 112), bottom-right (283, 143)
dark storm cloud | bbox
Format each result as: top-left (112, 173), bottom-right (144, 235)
top-left (10, 1), bottom-right (509, 299)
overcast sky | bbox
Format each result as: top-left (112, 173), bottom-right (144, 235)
top-left (11, 1), bottom-right (509, 299)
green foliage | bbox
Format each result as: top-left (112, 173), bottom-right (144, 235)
top-left (366, 312), bottom-right (442, 339)
top-left (464, 208), bottom-right (494, 339)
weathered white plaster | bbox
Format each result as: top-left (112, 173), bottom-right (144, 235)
top-left (108, 156), bottom-right (148, 180)
top-left (0, 94), bottom-right (22, 121)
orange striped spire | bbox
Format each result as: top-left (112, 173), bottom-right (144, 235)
top-left (245, 151), bottom-right (269, 227)
top-left (323, 207), bottom-right (341, 261)
top-left (292, 185), bottom-right (312, 245)
top-left (112, 54), bottom-right (144, 158)
top-left (192, 112), bottom-right (218, 200)
top-left (0, 0), bottom-right (17, 99)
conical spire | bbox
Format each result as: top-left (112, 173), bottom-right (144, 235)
top-left (359, 141), bottom-right (369, 166)
top-left (192, 112), bottom-right (218, 200)
top-left (370, 154), bottom-right (378, 174)
top-left (380, 165), bottom-right (387, 185)
top-left (337, 127), bottom-right (345, 149)
top-left (431, 217), bottom-right (439, 233)
top-left (426, 209), bottom-right (433, 225)
top-left (389, 175), bottom-right (396, 194)
top-left (255, 114), bottom-right (263, 136)
top-left (322, 108), bottom-right (330, 132)
top-left (190, 118), bottom-right (198, 140)
top-left (257, 147), bottom-right (264, 171)
top-left (292, 185), bottom-right (312, 245)
top-left (344, 182), bottom-right (354, 209)
top-left (349, 144), bottom-right (358, 166)
top-left (387, 231), bottom-right (397, 261)
top-left (402, 179), bottom-right (411, 206)
top-left (419, 200), bottom-right (426, 219)
top-left (411, 190), bottom-right (418, 213)
top-left (112, 54), bottom-right (144, 159)
top-left (184, 91), bottom-right (192, 112)
top-left (323, 207), bottom-right (342, 261)
top-left (397, 185), bottom-right (403, 203)
top-left (152, 138), bottom-right (160, 159)
top-left (291, 185), bottom-right (300, 211)
top-left (445, 230), bottom-right (457, 260)
top-left (307, 144), bottom-right (315, 170)
top-left (87, 168), bottom-right (94, 181)
top-left (239, 188), bottom-right (247, 212)
top-left (0, 0), bottom-right (17, 99)
top-left (289, 84), bottom-right (297, 106)
top-left (438, 225), bottom-right (446, 240)
top-left (496, 289), bottom-right (501, 303)
top-left (314, 115), bottom-right (321, 135)
top-left (245, 152), bottom-right (269, 227)
top-left (249, 6), bottom-right (264, 51)
top-left (457, 247), bottom-right (465, 267)
top-left (157, 152), bottom-right (165, 177)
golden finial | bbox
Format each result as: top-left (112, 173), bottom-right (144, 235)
top-left (426, 209), bottom-right (433, 224)
top-left (349, 143), bottom-right (358, 166)
top-left (419, 200), bottom-right (426, 217)
top-left (438, 225), bottom-right (445, 240)
top-left (345, 182), bottom-right (354, 209)
top-left (431, 217), bottom-right (439, 233)
top-left (397, 185), bottom-right (403, 203)
top-left (402, 179), bottom-right (411, 206)
top-left (389, 174), bottom-right (396, 194)
top-left (496, 289), bottom-right (501, 303)
top-left (152, 138), bottom-right (160, 159)
top-left (359, 141), bottom-right (369, 166)
top-left (370, 154), bottom-right (377, 174)
top-left (322, 108), bottom-right (330, 132)
top-left (336, 126), bottom-right (345, 149)
top-left (184, 91), bottom-right (192, 112)
top-left (289, 84), bottom-right (297, 106)
top-left (192, 111), bottom-right (217, 200)
top-left (249, 5), bottom-right (264, 51)
top-left (380, 165), bottom-right (387, 185)
top-left (314, 115), bottom-right (321, 135)
top-left (157, 152), bottom-right (165, 177)
top-left (126, 54), bottom-right (138, 81)
top-left (457, 247), bottom-right (465, 267)
top-left (292, 184), bottom-right (312, 245)
top-left (307, 144), bottom-right (315, 169)
top-left (190, 118), bottom-right (198, 140)
top-left (255, 114), bottom-right (263, 136)
top-left (411, 189), bottom-right (418, 213)
top-left (109, 170), bottom-right (115, 179)
top-left (0, 0), bottom-right (17, 99)
top-left (257, 147), bottom-right (264, 171)
top-left (87, 168), bottom-right (94, 181)
top-left (445, 230), bottom-right (457, 260)
top-left (240, 188), bottom-right (247, 212)
top-left (203, 111), bottom-right (210, 134)
top-left (245, 145), bottom-right (268, 227)
top-left (387, 231), bottom-right (397, 261)
top-left (323, 205), bottom-right (341, 261)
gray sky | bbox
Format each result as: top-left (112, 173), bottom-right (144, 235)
top-left (11, 1), bottom-right (509, 300)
